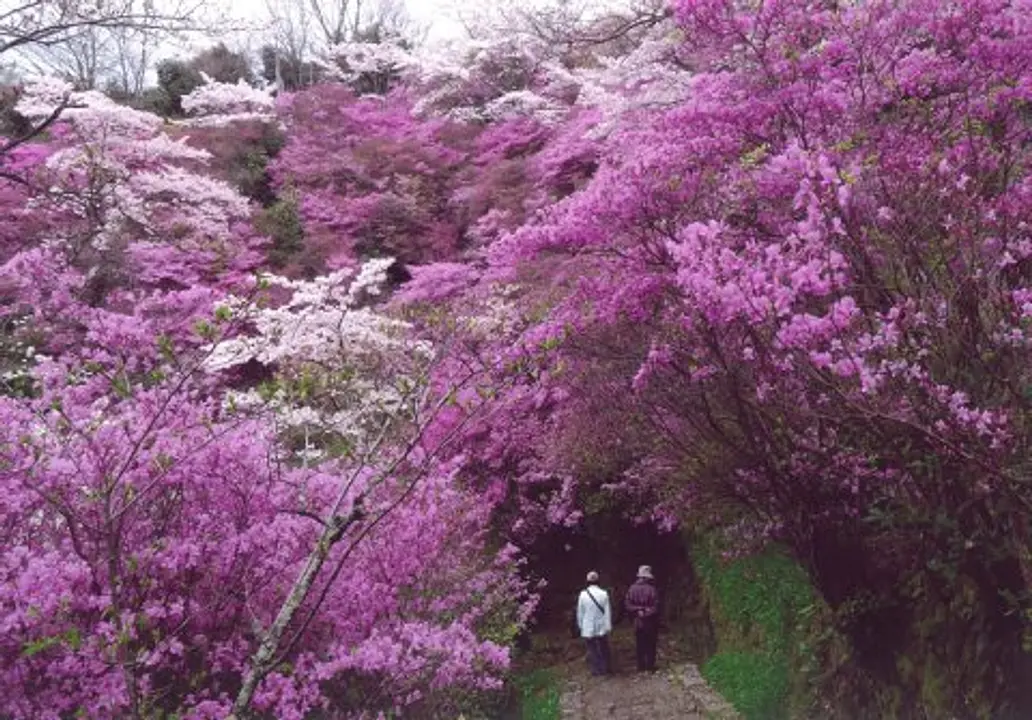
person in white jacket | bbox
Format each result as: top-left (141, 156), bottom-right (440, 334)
top-left (577, 570), bottom-right (612, 676)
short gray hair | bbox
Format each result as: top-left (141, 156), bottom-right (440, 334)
top-left (586, 570), bottom-right (599, 583)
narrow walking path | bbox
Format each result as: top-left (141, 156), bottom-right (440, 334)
top-left (519, 626), bottom-right (739, 720)
top-left (559, 663), bottom-right (739, 720)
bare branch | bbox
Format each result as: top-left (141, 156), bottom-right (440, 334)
top-left (0, 94), bottom-right (74, 158)
top-left (0, 0), bottom-right (224, 59)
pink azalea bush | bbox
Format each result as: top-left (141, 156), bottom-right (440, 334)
top-left (0, 76), bottom-right (533, 719)
top-left (269, 86), bottom-right (469, 271)
top-left (453, 0), bottom-right (1032, 713)
top-left (0, 359), bottom-right (528, 717)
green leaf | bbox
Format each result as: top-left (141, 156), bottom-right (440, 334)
top-left (193, 319), bottom-right (214, 340)
top-left (111, 373), bottom-right (131, 399)
top-left (214, 305), bottom-right (233, 323)
top-left (64, 627), bottom-right (81, 651)
top-left (740, 143), bottom-right (770, 168)
top-left (156, 334), bottom-right (176, 361)
top-left (21, 634), bottom-right (62, 658)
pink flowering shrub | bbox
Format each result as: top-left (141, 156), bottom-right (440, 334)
top-left (270, 86), bottom-right (468, 271)
top-left (0, 256), bottom-right (531, 719)
top-left (0, 79), bottom-right (533, 718)
top-left (0, 355), bottom-right (528, 717)
top-left (1, 80), bottom-right (263, 324)
top-left (268, 83), bottom-right (597, 274)
top-left (438, 0), bottom-right (1032, 713)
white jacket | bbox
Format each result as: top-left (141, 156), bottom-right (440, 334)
top-left (577, 584), bottom-right (612, 638)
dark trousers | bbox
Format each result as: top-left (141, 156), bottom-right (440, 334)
top-left (585, 635), bottom-right (611, 676)
top-left (635, 621), bottom-right (658, 671)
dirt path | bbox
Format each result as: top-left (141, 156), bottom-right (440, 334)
top-left (558, 663), bottom-right (738, 720)
top-left (520, 626), bottom-right (738, 720)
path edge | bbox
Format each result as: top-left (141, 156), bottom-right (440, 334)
top-left (678, 664), bottom-right (742, 719)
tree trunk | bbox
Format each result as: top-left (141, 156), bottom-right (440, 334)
top-left (228, 513), bottom-right (354, 718)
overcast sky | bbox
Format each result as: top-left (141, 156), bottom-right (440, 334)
top-left (201, 0), bottom-right (469, 57)
top-left (0, 0), bottom-right (474, 83)
top-left (170, 0), bottom-right (628, 63)
top-left (403, 0), bottom-right (467, 41)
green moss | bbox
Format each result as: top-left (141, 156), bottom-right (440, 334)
top-left (693, 538), bottom-right (823, 719)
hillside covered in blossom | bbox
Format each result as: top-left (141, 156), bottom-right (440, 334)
top-left (4, 0), bottom-right (1032, 718)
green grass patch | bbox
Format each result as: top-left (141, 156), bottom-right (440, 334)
top-left (703, 650), bottom-right (789, 720)
top-left (693, 538), bottom-right (822, 719)
top-left (514, 667), bottom-right (561, 720)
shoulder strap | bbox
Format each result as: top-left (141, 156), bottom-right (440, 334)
top-left (585, 587), bottom-right (605, 613)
